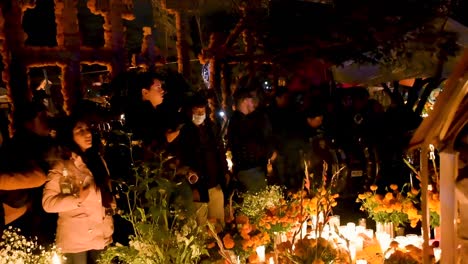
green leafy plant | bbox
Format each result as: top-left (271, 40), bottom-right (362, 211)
top-left (99, 158), bottom-right (209, 264)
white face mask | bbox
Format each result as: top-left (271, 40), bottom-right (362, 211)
top-left (192, 114), bottom-right (206, 125)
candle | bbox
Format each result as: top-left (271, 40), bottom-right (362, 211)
top-left (268, 256), bottom-right (275, 264)
top-left (349, 244), bottom-right (356, 263)
top-left (352, 236), bottom-right (364, 251)
top-left (52, 252), bottom-right (61, 264)
top-left (365, 229), bottom-right (374, 239)
top-left (256, 245), bottom-right (266, 262)
top-left (356, 259), bottom-right (367, 264)
top-left (376, 232), bottom-right (391, 253)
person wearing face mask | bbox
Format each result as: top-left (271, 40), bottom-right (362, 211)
top-left (174, 93), bottom-right (229, 225)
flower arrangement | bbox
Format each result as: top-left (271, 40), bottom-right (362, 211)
top-left (0, 226), bottom-right (62, 263)
top-left (99, 162), bottom-right (209, 264)
top-left (356, 184), bottom-right (421, 228)
top-left (206, 186), bottom-right (286, 262)
top-left (297, 161), bottom-right (342, 237)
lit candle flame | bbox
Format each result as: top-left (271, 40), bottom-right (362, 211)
top-left (52, 252), bottom-right (61, 264)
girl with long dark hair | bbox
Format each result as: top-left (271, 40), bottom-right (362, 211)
top-left (42, 114), bottom-right (114, 264)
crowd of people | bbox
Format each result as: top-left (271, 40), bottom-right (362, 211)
top-left (0, 69), bottom-right (423, 263)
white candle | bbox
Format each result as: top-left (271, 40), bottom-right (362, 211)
top-left (256, 245), bottom-right (266, 262)
top-left (352, 236), bottom-right (364, 251)
top-left (349, 243), bottom-right (356, 262)
top-left (376, 232), bottom-right (391, 253)
top-left (356, 259), bottom-right (367, 264)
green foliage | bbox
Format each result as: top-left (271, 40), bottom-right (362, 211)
top-left (99, 160), bottom-right (209, 264)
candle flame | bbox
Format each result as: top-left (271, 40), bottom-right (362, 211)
top-left (52, 252), bottom-right (61, 264)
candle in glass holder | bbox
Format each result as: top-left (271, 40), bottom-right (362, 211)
top-left (356, 260), bottom-right (367, 264)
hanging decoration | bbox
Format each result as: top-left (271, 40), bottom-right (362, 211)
top-left (202, 62), bottom-right (210, 88)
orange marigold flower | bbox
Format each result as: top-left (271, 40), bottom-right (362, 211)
top-left (390, 184), bottom-right (398, 191)
top-left (236, 215), bottom-right (249, 225)
top-left (370, 185), bottom-right (378, 191)
top-left (384, 192), bottom-right (394, 200)
top-left (223, 234), bottom-right (235, 249)
top-left (207, 242), bottom-right (216, 249)
top-left (248, 253), bottom-right (259, 263)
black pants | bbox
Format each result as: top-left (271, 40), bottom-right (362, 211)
top-left (64, 250), bottom-right (103, 264)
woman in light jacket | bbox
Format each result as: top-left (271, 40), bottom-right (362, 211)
top-left (43, 114), bottom-right (114, 264)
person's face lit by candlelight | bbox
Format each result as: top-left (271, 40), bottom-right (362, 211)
top-left (142, 79), bottom-right (165, 108)
top-left (72, 121), bottom-right (92, 151)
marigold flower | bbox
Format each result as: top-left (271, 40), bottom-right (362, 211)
top-left (222, 234), bottom-right (235, 249)
top-left (370, 185), bottom-right (378, 191)
top-left (384, 192), bottom-right (394, 200)
top-left (207, 242), bottom-right (216, 249)
top-left (390, 184), bottom-right (398, 191)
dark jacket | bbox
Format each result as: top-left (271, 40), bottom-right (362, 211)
top-left (125, 101), bottom-right (166, 146)
top-left (175, 120), bottom-right (228, 203)
top-left (227, 110), bottom-right (274, 173)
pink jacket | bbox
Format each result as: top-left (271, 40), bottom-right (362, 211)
top-left (42, 153), bottom-right (113, 253)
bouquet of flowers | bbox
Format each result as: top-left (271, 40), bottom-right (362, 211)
top-left (356, 184), bottom-right (421, 228)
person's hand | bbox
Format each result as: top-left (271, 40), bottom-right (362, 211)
top-left (166, 130), bottom-right (180, 143)
top-left (267, 159), bottom-right (273, 177)
top-left (270, 151), bottom-right (277, 162)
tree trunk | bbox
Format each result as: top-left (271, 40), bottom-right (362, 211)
top-left (175, 11), bottom-right (191, 80)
